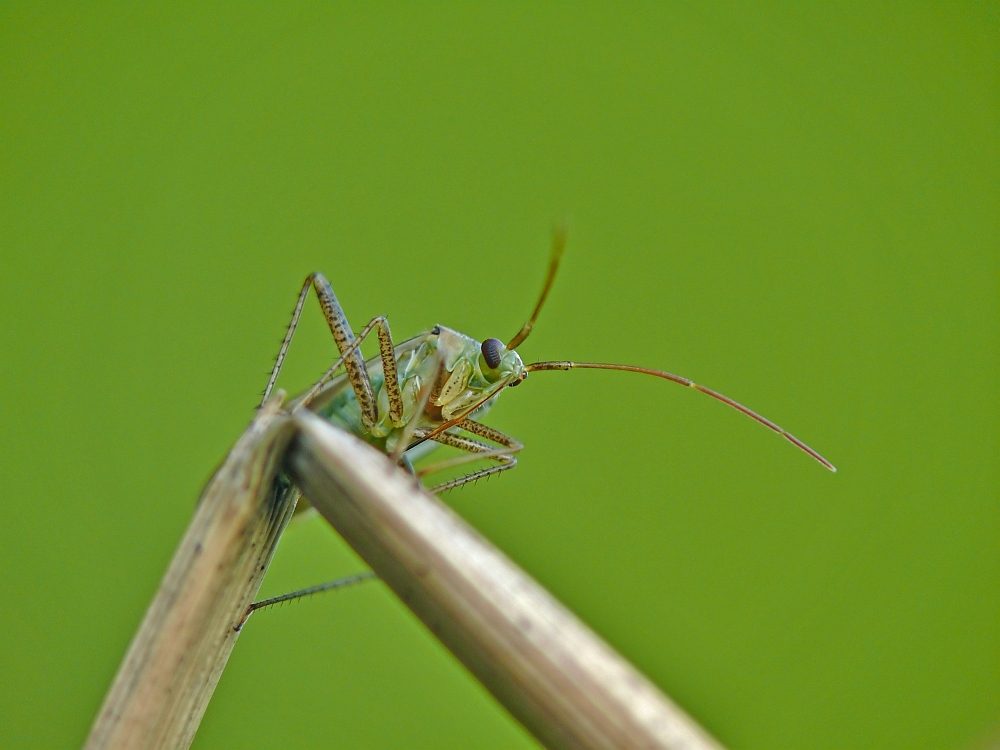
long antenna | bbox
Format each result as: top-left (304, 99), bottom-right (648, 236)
top-left (525, 361), bottom-right (836, 471)
top-left (507, 225), bottom-right (568, 351)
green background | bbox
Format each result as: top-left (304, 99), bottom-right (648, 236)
top-left (1, 4), bottom-right (996, 748)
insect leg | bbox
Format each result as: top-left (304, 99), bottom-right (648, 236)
top-left (298, 315), bottom-right (395, 409)
top-left (418, 420), bottom-right (523, 474)
top-left (263, 273), bottom-right (384, 430)
top-left (428, 456), bottom-right (517, 494)
top-left (235, 571), bottom-right (377, 631)
top-left (389, 351), bottom-right (445, 464)
top-left (262, 276), bottom-right (313, 406)
top-left (455, 418), bottom-right (524, 452)
top-left (422, 432), bottom-right (516, 494)
top-left (417, 420), bottom-right (523, 494)
top-left (374, 315), bottom-right (405, 427)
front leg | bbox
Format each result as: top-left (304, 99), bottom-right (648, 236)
top-left (264, 273), bottom-right (405, 431)
top-left (298, 315), bottom-right (406, 423)
top-left (309, 273), bottom-right (378, 429)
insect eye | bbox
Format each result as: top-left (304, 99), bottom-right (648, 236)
top-left (481, 338), bottom-right (504, 369)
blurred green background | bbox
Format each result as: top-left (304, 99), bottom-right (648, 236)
top-left (1, 4), bottom-right (996, 749)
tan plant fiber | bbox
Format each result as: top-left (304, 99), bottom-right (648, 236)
top-left (287, 409), bottom-right (723, 750)
top-left (85, 393), bottom-right (298, 750)
top-left (86, 396), bottom-right (723, 749)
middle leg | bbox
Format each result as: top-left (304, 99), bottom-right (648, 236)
top-left (415, 419), bottom-right (523, 494)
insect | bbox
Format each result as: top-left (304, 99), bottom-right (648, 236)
top-left (243, 229), bottom-right (835, 621)
top-left (265, 227), bottom-right (834, 484)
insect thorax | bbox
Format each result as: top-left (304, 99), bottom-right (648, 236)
top-left (318, 325), bottom-right (523, 452)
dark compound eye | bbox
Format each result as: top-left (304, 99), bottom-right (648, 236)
top-left (481, 337), bottom-right (504, 369)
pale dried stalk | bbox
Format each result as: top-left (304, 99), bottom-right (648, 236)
top-left (85, 393), bottom-right (299, 750)
top-left (287, 409), bottom-right (724, 750)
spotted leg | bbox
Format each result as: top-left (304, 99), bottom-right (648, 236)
top-left (416, 419), bottom-right (524, 494)
top-left (263, 273), bottom-right (404, 428)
